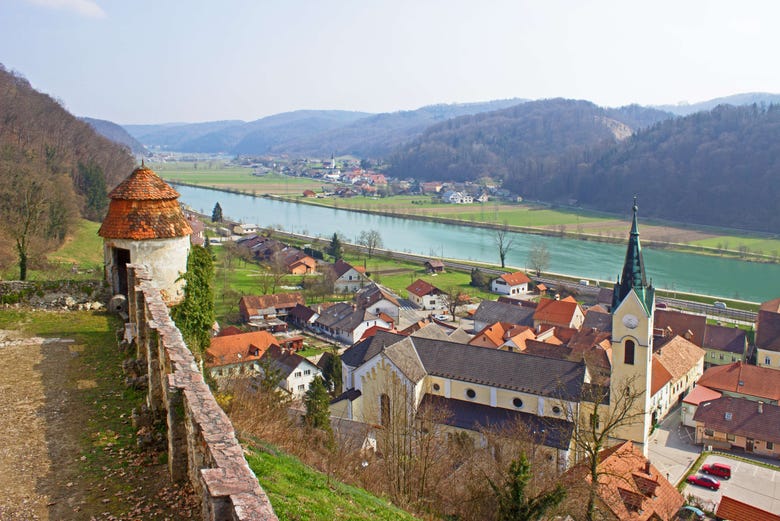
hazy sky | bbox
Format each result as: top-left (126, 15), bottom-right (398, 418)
top-left (2, 0), bottom-right (778, 124)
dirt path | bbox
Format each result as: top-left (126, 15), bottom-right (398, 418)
top-left (0, 332), bottom-right (76, 520)
top-left (0, 321), bottom-right (198, 520)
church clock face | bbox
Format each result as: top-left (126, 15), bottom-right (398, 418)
top-left (622, 314), bottom-right (639, 329)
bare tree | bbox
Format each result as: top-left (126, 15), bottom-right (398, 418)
top-left (555, 377), bottom-right (648, 521)
top-left (527, 242), bottom-right (550, 277)
top-left (494, 223), bottom-right (515, 268)
top-left (358, 229), bottom-right (383, 258)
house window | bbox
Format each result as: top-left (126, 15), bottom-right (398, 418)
top-left (380, 394), bottom-right (390, 426)
top-left (719, 353), bottom-right (724, 360)
top-left (727, 433), bottom-right (735, 442)
top-left (765, 357), bottom-right (772, 366)
top-left (294, 371), bottom-right (302, 378)
top-left (513, 398), bottom-right (523, 408)
top-left (704, 429), bottom-right (714, 437)
top-left (768, 441), bottom-right (775, 450)
top-left (297, 384), bottom-right (305, 391)
top-left (552, 406), bottom-right (562, 415)
top-left (433, 383), bottom-right (441, 392)
top-left (304, 369), bottom-right (311, 375)
top-left (466, 388), bottom-right (476, 399)
top-left (624, 340), bottom-right (635, 365)
top-left (732, 356), bottom-right (737, 362)
top-left (590, 412), bottom-right (600, 430)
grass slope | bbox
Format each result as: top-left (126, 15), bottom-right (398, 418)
top-left (246, 445), bottom-right (419, 521)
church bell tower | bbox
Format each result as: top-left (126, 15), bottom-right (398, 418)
top-left (609, 198), bottom-right (655, 456)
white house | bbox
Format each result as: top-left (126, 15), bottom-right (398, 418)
top-left (313, 302), bottom-right (391, 344)
top-left (355, 283), bottom-right (401, 320)
top-left (333, 259), bottom-right (369, 293)
top-left (261, 345), bottom-right (322, 399)
top-left (441, 191), bottom-right (473, 204)
top-left (491, 272), bottom-right (532, 296)
top-left (406, 279), bottom-right (446, 310)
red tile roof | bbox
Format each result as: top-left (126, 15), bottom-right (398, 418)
top-left (696, 361), bottom-right (780, 402)
top-left (499, 271), bottom-right (531, 286)
top-left (682, 385), bottom-right (722, 405)
top-left (716, 495), bottom-right (780, 521)
top-left (98, 166), bottom-right (191, 240)
top-left (406, 279), bottom-right (442, 297)
top-left (205, 331), bottom-right (280, 367)
top-left (533, 298), bottom-right (581, 327)
top-left (574, 441), bottom-right (684, 521)
top-left (651, 357), bottom-right (673, 395)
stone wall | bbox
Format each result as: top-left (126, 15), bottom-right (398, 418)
top-left (126, 264), bottom-right (277, 521)
top-left (0, 280), bottom-right (107, 309)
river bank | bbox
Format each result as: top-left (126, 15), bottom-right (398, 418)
top-left (170, 180), bottom-right (776, 264)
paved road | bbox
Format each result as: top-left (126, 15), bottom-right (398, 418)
top-left (648, 407), bottom-right (700, 486)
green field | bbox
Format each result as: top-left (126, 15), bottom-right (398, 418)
top-left (151, 162), bottom-right (326, 194)
top-left (246, 444), bottom-right (420, 521)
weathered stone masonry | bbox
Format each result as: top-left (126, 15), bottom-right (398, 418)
top-left (126, 264), bottom-right (277, 521)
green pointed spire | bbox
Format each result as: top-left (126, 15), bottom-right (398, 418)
top-left (613, 197), bottom-right (654, 313)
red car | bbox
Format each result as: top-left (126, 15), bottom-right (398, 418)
top-left (701, 462), bottom-right (731, 479)
top-left (686, 474), bottom-right (720, 490)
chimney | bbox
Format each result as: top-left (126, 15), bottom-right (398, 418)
top-left (758, 401), bottom-right (764, 414)
top-left (644, 460), bottom-right (651, 474)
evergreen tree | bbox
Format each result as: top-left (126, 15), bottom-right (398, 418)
top-left (321, 350), bottom-right (343, 396)
top-left (328, 233), bottom-right (343, 261)
top-left (489, 453), bottom-right (566, 521)
top-left (303, 376), bottom-right (332, 433)
top-left (171, 245), bottom-right (215, 357)
top-left (211, 202), bottom-right (223, 222)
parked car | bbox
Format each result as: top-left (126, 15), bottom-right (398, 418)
top-left (677, 505), bottom-right (705, 520)
top-left (656, 302), bottom-right (668, 309)
top-left (701, 462), bottom-right (731, 479)
top-left (686, 474), bottom-right (720, 490)
top-left (713, 301), bottom-right (728, 309)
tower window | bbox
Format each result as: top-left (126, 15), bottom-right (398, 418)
top-left (380, 394), bottom-right (390, 426)
top-left (624, 340), bottom-right (635, 365)
top-left (466, 388), bottom-right (476, 399)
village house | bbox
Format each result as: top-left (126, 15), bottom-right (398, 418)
top-left (232, 223), bottom-right (260, 235)
top-left (490, 271), bottom-right (531, 296)
top-left (440, 190), bottom-right (473, 204)
top-left (424, 259), bottom-right (445, 274)
top-left (287, 303), bottom-right (319, 329)
top-left (694, 361), bottom-right (780, 404)
top-left (693, 396), bottom-right (780, 458)
top-left (533, 296), bottom-right (585, 330)
top-left (563, 441), bottom-right (684, 521)
top-left (279, 247), bottom-right (317, 274)
top-left (468, 322), bottom-right (536, 350)
top-left (472, 300), bottom-right (535, 332)
top-left (260, 345), bottom-right (321, 399)
top-left (756, 297), bottom-right (780, 370)
top-left (333, 259), bottom-right (369, 293)
top-left (354, 283), bottom-right (401, 320)
top-left (312, 302), bottom-right (391, 344)
top-left (238, 293), bottom-right (305, 331)
top-left (681, 385), bottom-right (722, 428)
top-left (701, 323), bottom-right (747, 367)
top-left (648, 335), bottom-right (705, 425)
top-left (205, 330), bottom-right (281, 378)
top-left (406, 279), bottom-right (446, 310)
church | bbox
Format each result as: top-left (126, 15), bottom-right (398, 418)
top-left (332, 199), bottom-right (700, 464)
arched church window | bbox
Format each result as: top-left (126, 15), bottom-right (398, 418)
top-left (624, 340), bottom-right (635, 365)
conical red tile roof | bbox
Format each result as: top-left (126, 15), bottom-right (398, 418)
top-left (98, 165), bottom-right (192, 240)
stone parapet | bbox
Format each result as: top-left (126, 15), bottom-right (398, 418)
top-left (127, 264), bottom-right (277, 521)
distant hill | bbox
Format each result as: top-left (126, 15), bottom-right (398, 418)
top-left (654, 92), bottom-right (780, 116)
top-left (121, 100), bottom-right (529, 156)
top-left (386, 99), bottom-right (673, 184)
top-left (273, 99), bottom-right (529, 158)
top-left (124, 120), bottom-right (245, 151)
top-left (81, 117), bottom-right (148, 155)
top-left (569, 104), bottom-right (780, 233)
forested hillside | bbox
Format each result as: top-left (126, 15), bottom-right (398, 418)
top-left (385, 99), bottom-right (671, 184)
top-left (570, 104), bottom-right (780, 232)
top-left (82, 117), bottom-right (148, 155)
top-left (0, 64), bottom-right (135, 277)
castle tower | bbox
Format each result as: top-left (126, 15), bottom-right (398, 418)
top-left (609, 198), bottom-right (655, 456)
top-left (98, 164), bottom-right (192, 305)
